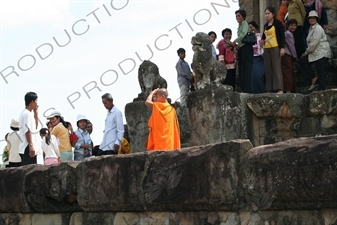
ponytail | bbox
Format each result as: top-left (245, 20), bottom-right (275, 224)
top-left (40, 128), bottom-right (51, 145)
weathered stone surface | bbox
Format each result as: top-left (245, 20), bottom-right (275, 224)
top-left (174, 102), bottom-right (190, 147)
top-left (246, 93), bottom-right (305, 146)
top-left (240, 135), bottom-right (337, 210)
top-left (69, 212), bottom-right (115, 225)
top-left (133, 60), bottom-right (167, 102)
top-left (24, 162), bottom-right (82, 213)
top-left (31, 213), bottom-right (71, 225)
top-left (322, 0), bottom-right (337, 10)
top-left (187, 88), bottom-right (248, 146)
top-left (125, 101), bottom-right (151, 153)
top-left (191, 32), bottom-right (227, 90)
top-left (76, 140), bottom-right (252, 212)
top-left (76, 153), bottom-right (147, 212)
top-left (307, 89), bottom-right (337, 115)
top-left (0, 165), bottom-right (36, 213)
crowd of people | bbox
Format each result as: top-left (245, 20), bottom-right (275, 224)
top-left (175, 0), bottom-right (331, 102)
top-left (2, 92), bottom-right (131, 168)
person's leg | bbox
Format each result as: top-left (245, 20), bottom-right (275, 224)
top-left (270, 47), bottom-right (283, 93)
top-left (224, 69), bottom-right (236, 90)
top-left (298, 55), bottom-right (314, 82)
top-left (281, 54), bottom-right (294, 92)
top-left (179, 85), bottom-right (189, 107)
top-left (264, 48), bottom-right (273, 92)
top-left (60, 151), bottom-right (72, 162)
top-left (240, 44), bottom-right (253, 93)
top-left (21, 145), bottom-right (37, 165)
top-left (315, 57), bottom-right (329, 91)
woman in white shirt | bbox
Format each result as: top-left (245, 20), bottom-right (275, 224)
top-left (40, 128), bottom-right (60, 165)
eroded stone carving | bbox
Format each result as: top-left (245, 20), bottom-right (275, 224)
top-left (133, 60), bottom-right (167, 102)
top-left (191, 32), bottom-right (227, 90)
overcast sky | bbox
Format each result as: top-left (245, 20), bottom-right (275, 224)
top-left (0, 0), bottom-right (239, 153)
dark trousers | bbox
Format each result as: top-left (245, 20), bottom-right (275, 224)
top-left (299, 55), bottom-right (328, 91)
top-left (8, 162), bottom-right (22, 168)
top-left (224, 69), bottom-right (236, 91)
top-left (20, 145), bottom-right (37, 166)
top-left (238, 44), bottom-right (253, 93)
top-left (293, 26), bottom-right (306, 58)
top-left (97, 149), bottom-right (117, 156)
top-left (251, 56), bottom-right (266, 93)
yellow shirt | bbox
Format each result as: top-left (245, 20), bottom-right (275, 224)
top-left (264, 25), bottom-right (279, 48)
top-left (118, 138), bottom-right (130, 154)
top-left (51, 123), bottom-right (72, 152)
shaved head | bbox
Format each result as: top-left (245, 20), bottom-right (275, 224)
top-left (157, 88), bottom-right (168, 98)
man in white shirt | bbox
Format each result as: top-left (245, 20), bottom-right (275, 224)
top-left (19, 92), bottom-right (39, 165)
top-left (98, 93), bottom-right (124, 155)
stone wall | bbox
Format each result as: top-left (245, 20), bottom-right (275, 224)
top-left (2, 136), bottom-right (337, 224)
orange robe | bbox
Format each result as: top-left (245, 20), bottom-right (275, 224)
top-left (147, 102), bottom-right (181, 151)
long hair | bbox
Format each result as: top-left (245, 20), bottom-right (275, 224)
top-left (40, 128), bottom-right (51, 145)
top-left (56, 116), bottom-right (70, 129)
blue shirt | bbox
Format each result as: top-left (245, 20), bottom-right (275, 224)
top-left (211, 44), bottom-right (217, 59)
top-left (176, 59), bottom-right (192, 88)
top-left (100, 106), bottom-right (124, 151)
top-left (74, 128), bottom-right (92, 156)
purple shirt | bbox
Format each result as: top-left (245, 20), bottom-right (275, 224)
top-left (284, 30), bottom-right (297, 58)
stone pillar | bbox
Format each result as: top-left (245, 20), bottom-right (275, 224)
top-left (187, 88), bottom-right (249, 146)
top-left (125, 101), bottom-right (152, 153)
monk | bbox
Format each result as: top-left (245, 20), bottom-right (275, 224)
top-left (145, 88), bottom-right (181, 151)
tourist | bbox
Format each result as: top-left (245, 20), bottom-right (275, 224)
top-left (74, 114), bottom-right (92, 161)
top-left (303, 0), bottom-right (328, 36)
top-left (282, 19), bottom-right (298, 93)
top-left (99, 93), bottom-right (124, 155)
top-left (7, 118), bottom-right (21, 167)
top-left (2, 133), bottom-right (9, 168)
top-left (288, 0), bottom-right (307, 58)
top-left (232, 9), bottom-right (253, 93)
top-left (118, 138), bottom-right (131, 154)
top-left (19, 92), bottom-right (39, 165)
top-left (300, 10), bottom-right (331, 91)
top-left (86, 121), bottom-right (93, 135)
top-left (46, 110), bottom-right (73, 162)
top-left (217, 28), bottom-right (237, 90)
top-left (277, 0), bottom-right (290, 27)
top-left (208, 31), bottom-right (217, 59)
top-left (40, 128), bottom-right (60, 165)
top-left (261, 6), bottom-right (285, 94)
top-left (176, 48), bottom-right (193, 106)
top-left (249, 21), bottom-right (266, 94)
top-left (145, 88), bottom-right (180, 151)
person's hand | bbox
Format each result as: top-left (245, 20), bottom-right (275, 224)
top-left (323, 24), bottom-right (328, 31)
top-left (29, 145), bottom-right (35, 158)
top-left (280, 48), bottom-right (285, 57)
top-left (114, 144), bottom-right (119, 153)
top-left (33, 106), bottom-right (39, 119)
top-left (68, 123), bottom-right (74, 132)
top-left (82, 144), bottom-right (91, 149)
top-left (301, 52), bottom-right (307, 58)
top-left (84, 149), bottom-right (89, 156)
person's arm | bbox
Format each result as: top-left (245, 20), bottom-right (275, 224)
top-left (145, 88), bottom-right (158, 107)
top-left (276, 20), bottom-right (285, 48)
top-left (176, 61), bottom-right (191, 80)
top-left (233, 20), bottom-right (249, 43)
top-left (52, 136), bottom-right (61, 158)
top-left (288, 32), bottom-right (297, 59)
top-left (303, 26), bottom-right (322, 55)
top-left (114, 111), bottom-right (124, 152)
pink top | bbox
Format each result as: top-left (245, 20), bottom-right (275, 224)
top-left (253, 33), bottom-right (263, 56)
top-left (284, 30), bottom-right (297, 58)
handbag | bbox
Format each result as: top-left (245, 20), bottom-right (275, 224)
top-left (225, 48), bottom-right (235, 64)
top-left (69, 132), bottom-right (79, 147)
top-left (242, 32), bottom-right (257, 45)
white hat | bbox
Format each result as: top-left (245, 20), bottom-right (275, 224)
top-left (10, 118), bottom-right (19, 128)
top-left (307, 10), bottom-right (319, 19)
top-left (76, 114), bottom-right (88, 123)
top-left (46, 110), bottom-right (62, 119)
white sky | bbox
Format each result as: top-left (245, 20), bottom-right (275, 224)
top-left (0, 0), bottom-right (239, 151)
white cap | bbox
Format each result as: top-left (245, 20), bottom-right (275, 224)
top-left (46, 110), bottom-right (62, 119)
top-left (76, 114), bottom-right (88, 123)
top-left (10, 118), bottom-right (19, 128)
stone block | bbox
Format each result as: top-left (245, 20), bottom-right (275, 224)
top-left (69, 212), bottom-right (115, 225)
top-left (240, 135), bottom-right (337, 210)
top-left (187, 88), bottom-right (248, 146)
top-left (0, 165), bottom-right (36, 213)
top-left (24, 162), bottom-right (82, 213)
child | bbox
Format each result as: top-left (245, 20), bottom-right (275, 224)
top-left (40, 128), bottom-right (60, 165)
top-left (281, 19), bottom-right (298, 93)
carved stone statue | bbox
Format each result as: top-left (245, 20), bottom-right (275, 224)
top-left (133, 60), bottom-right (168, 102)
top-left (191, 32), bottom-right (227, 90)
